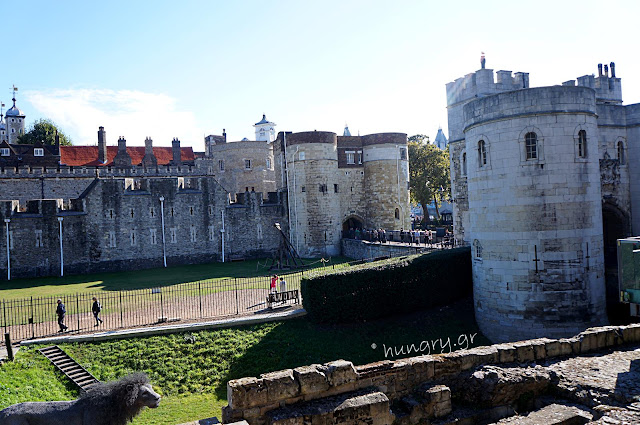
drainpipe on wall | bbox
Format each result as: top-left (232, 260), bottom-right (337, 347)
top-left (159, 196), bottom-right (167, 268)
top-left (221, 209), bottom-right (226, 262)
top-left (57, 217), bottom-right (64, 277)
top-left (4, 219), bottom-right (10, 281)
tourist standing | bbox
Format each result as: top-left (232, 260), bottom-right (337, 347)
top-left (56, 299), bottom-right (68, 332)
top-left (270, 274), bottom-right (278, 293)
top-left (279, 276), bottom-right (287, 292)
top-left (92, 297), bottom-right (104, 326)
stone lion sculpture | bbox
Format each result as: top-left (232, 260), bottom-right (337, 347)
top-left (0, 373), bottom-right (161, 425)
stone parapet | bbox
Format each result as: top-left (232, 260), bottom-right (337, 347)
top-left (222, 324), bottom-right (640, 424)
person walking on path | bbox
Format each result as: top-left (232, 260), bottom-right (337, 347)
top-left (270, 274), bottom-right (278, 293)
top-left (92, 297), bottom-right (104, 326)
top-left (56, 299), bottom-right (68, 332)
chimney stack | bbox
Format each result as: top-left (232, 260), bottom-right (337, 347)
top-left (171, 138), bottom-right (182, 165)
top-left (223, 128), bottom-right (227, 142)
top-left (604, 64), bottom-right (609, 77)
top-left (113, 136), bottom-right (132, 168)
top-left (610, 62), bottom-right (616, 78)
top-left (142, 137), bottom-right (157, 167)
top-left (598, 63), bottom-right (603, 77)
top-left (98, 126), bottom-right (107, 164)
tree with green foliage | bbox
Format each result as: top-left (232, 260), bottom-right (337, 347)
top-left (16, 119), bottom-right (72, 146)
top-left (408, 134), bottom-right (450, 224)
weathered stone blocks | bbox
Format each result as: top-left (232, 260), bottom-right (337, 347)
top-left (260, 370), bottom-right (300, 404)
top-left (292, 364), bottom-right (330, 397)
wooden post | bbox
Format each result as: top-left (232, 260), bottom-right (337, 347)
top-left (4, 333), bottom-right (14, 361)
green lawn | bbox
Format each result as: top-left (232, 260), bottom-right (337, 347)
top-left (0, 297), bottom-right (487, 424)
top-left (0, 257), bottom-right (351, 301)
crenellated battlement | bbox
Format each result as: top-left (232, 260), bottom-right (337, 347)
top-left (569, 62), bottom-right (623, 105)
top-left (0, 163), bottom-right (205, 179)
top-left (446, 68), bottom-right (530, 107)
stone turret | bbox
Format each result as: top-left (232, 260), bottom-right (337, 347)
top-left (97, 127), bottom-right (107, 164)
top-left (5, 87), bottom-right (25, 144)
top-left (113, 137), bottom-right (132, 168)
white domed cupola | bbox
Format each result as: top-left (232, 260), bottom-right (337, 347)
top-left (253, 114), bottom-right (276, 142)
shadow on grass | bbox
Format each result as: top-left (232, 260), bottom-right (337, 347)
top-left (0, 256), bottom-right (353, 295)
top-left (214, 296), bottom-right (490, 399)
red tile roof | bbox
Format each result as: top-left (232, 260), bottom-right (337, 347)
top-left (59, 146), bottom-right (195, 166)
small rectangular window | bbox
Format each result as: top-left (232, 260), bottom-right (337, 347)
top-left (299, 151), bottom-right (305, 160)
top-left (346, 152), bottom-right (355, 164)
top-left (208, 225), bottom-right (215, 241)
top-left (150, 207), bottom-right (155, 218)
top-left (1, 148), bottom-right (10, 156)
top-left (334, 184), bottom-right (339, 193)
top-left (266, 157), bottom-right (272, 169)
top-left (130, 229), bottom-right (137, 246)
top-left (219, 160), bottom-right (224, 171)
top-left (319, 184), bottom-right (327, 193)
top-left (34, 148), bottom-right (44, 157)
top-left (301, 186), bottom-right (306, 193)
top-left (190, 226), bottom-right (197, 242)
top-left (150, 229), bottom-right (157, 245)
top-left (35, 230), bottom-right (43, 247)
top-left (108, 231), bottom-right (116, 248)
top-left (357, 151), bottom-right (363, 164)
top-left (170, 227), bottom-right (177, 243)
top-left (208, 205), bottom-right (214, 215)
top-left (244, 159), bottom-right (251, 169)
top-left (400, 148), bottom-right (407, 160)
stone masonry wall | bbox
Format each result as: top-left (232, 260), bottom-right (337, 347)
top-left (463, 86), bottom-right (607, 342)
top-left (222, 323), bottom-right (640, 424)
top-left (0, 177), bottom-right (284, 280)
top-left (341, 238), bottom-right (427, 260)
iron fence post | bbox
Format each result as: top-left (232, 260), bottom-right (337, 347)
top-left (76, 294), bottom-right (80, 331)
top-left (119, 292), bottom-right (123, 328)
top-left (198, 281), bottom-right (203, 318)
top-left (235, 278), bottom-right (239, 315)
top-left (30, 296), bottom-right (34, 339)
top-left (2, 300), bottom-right (6, 335)
top-left (160, 289), bottom-right (164, 320)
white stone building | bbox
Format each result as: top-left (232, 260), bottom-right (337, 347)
top-left (447, 61), bottom-right (638, 342)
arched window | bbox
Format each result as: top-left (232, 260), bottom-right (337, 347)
top-left (577, 130), bottom-right (587, 158)
top-left (462, 152), bottom-right (467, 176)
top-left (618, 141), bottom-right (626, 165)
top-left (473, 239), bottom-right (482, 259)
top-left (478, 140), bottom-right (486, 167)
top-left (394, 208), bottom-right (400, 220)
top-left (525, 132), bottom-right (537, 160)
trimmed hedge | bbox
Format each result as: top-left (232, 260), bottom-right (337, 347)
top-left (301, 247), bottom-right (472, 323)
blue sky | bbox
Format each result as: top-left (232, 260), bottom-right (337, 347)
top-left (1, 0), bottom-right (639, 151)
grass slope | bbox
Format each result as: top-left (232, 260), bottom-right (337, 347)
top-left (1, 298), bottom-right (487, 424)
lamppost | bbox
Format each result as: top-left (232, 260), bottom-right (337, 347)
top-left (159, 196), bottom-right (167, 267)
top-left (4, 219), bottom-right (10, 281)
top-left (57, 217), bottom-right (64, 277)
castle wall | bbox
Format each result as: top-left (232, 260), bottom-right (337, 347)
top-left (449, 140), bottom-right (468, 246)
top-left (0, 177), bottom-right (284, 280)
top-left (463, 86), bottom-right (607, 342)
top-left (626, 104), bottom-right (640, 234)
top-left (201, 140), bottom-right (276, 195)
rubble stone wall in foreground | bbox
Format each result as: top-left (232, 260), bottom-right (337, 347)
top-left (222, 324), bottom-right (640, 424)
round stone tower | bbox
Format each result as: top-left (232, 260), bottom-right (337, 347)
top-left (5, 91), bottom-right (25, 144)
top-left (284, 131), bottom-right (341, 257)
top-left (464, 86), bottom-right (607, 342)
top-left (362, 133), bottom-right (411, 230)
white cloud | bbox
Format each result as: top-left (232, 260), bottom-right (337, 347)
top-left (23, 89), bottom-right (204, 150)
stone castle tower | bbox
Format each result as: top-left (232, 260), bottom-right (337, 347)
top-left (2, 87), bottom-right (25, 143)
top-left (274, 130), bottom-right (410, 257)
top-left (447, 59), bottom-right (640, 342)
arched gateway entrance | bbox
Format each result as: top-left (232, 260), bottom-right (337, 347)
top-left (602, 202), bottom-right (630, 323)
top-left (342, 216), bottom-right (364, 238)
